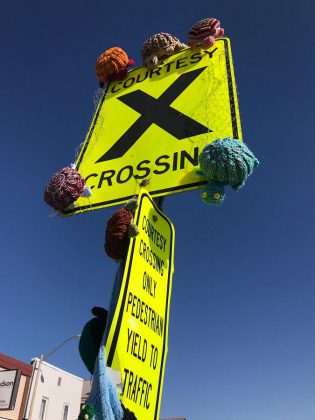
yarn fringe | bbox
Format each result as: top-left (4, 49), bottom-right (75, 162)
top-left (80, 263), bottom-right (125, 420)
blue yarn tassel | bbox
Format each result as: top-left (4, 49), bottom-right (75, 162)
top-left (84, 262), bottom-right (125, 420)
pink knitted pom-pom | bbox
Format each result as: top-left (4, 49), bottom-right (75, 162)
top-left (188, 18), bottom-right (225, 49)
top-left (217, 27), bottom-right (224, 37)
top-left (44, 167), bottom-right (85, 211)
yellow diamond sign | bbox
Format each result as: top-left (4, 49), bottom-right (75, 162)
top-left (64, 38), bottom-right (242, 215)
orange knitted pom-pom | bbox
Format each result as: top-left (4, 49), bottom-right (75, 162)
top-left (96, 47), bottom-right (129, 86)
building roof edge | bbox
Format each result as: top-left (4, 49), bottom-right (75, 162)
top-left (0, 353), bottom-right (33, 377)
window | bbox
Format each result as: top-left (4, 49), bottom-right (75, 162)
top-left (62, 404), bottom-right (69, 420)
top-left (39, 397), bottom-right (48, 420)
top-left (57, 377), bottom-right (62, 386)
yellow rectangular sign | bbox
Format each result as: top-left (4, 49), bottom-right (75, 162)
top-left (65, 38), bottom-right (242, 215)
top-left (105, 189), bottom-right (175, 420)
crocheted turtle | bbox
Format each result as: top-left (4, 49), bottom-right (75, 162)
top-left (44, 166), bottom-right (92, 212)
top-left (198, 138), bottom-right (259, 205)
top-left (188, 18), bottom-right (224, 49)
top-left (78, 402), bottom-right (137, 420)
top-left (104, 197), bottom-right (139, 260)
top-left (96, 47), bottom-right (135, 88)
top-left (79, 307), bottom-right (108, 375)
top-left (141, 32), bottom-right (187, 68)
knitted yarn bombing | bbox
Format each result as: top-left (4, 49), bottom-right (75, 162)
top-left (44, 167), bottom-right (85, 211)
top-left (79, 307), bottom-right (108, 375)
top-left (104, 207), bottom-right (134, 260)
top-left (78, 403), bottom-right (95, 420)
top-left (141, 32), bottom-right (187, 68)
top-left (188, 18), bottom-right (224, 49)
top-left (198, 138), bottom-right (259, 205)
top-left (96, 47), bottom-right (134, 87)
top-left (201, 181), bottom-right (226, 205)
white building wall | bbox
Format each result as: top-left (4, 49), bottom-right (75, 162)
top-left (24, 359), bottom-right (83, 420)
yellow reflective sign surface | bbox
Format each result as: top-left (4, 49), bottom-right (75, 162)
top-left (65, 38), bottom-right (241, 215)
top-left (105, 189), bottom-right (175, 420)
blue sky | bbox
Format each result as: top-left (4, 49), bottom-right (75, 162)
top-left (1, 0), bottom-right (314, 419)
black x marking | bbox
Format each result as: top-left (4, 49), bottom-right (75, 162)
top-left (96, 66), bottom-right (211, 163)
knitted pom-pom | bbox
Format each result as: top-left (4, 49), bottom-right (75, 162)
top-left (201, 181), bottom-right (225, 205)
top-left (188, 18), bottom-right (225, 49)
top-left (104, 207), bottom-right (134, 260)
top-left (199, 138), bottom-right (259, 191)
top-left (78, 403), bottom-right (95, 420)
top-left (141, 32), bottom-right (187, 68)
top-left (44, 167), bottom-right (85, 211)
top-left (96, 47), bottom-right (132, 87)
top-left (108, 58), bottom-right (135, 82)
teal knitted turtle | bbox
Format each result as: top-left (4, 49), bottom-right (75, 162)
top-left (79, 307), bottom-right (108, 375)
top-left (198, 138), bottom-right (259, 205)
